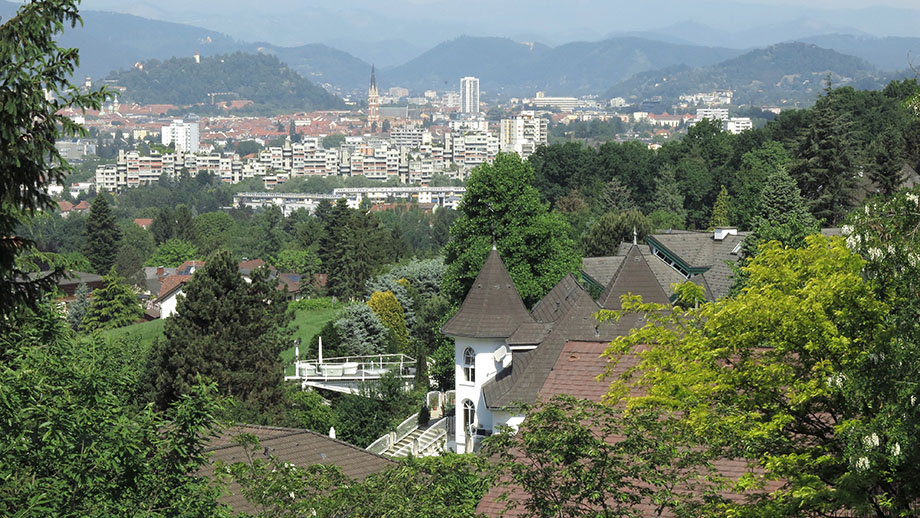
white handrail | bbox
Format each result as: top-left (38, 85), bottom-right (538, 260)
top-left (395, 413), bottom-right (419, 440)
top-left (366, 434), bottom-right (391, 455)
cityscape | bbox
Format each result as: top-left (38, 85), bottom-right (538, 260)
top-left (3, 1), bottom-right (920, 517)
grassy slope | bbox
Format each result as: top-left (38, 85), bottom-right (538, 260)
top-left (102, 308), bottom-right (341, 376)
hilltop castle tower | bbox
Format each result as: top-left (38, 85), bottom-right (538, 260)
top-left (368, 65), bottom-right (379, 129)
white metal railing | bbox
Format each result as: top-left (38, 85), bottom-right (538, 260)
top-left (366, 434), bottom-right (391, 455)
top-left (286, 354), bottom-right (415, 382)
top-left (395, 413), bottom-right (419, 440)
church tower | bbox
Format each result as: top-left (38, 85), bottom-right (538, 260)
top-left (367, 65), bottom-right (379, 129)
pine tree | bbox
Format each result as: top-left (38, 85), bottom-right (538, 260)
top-left (66, 282), bottom-right (91, 332)
top-left (82, 268), bottom-right (142, 332)
top-left (83, 194), bottom-right (121, 274)
top-left (583, 210), bottom-right (653, 257)
top-left (648, 166), bottom-right (687, 226)
top-left (868, 127), bottom-right (906, 197)
top-left (601, 177), bottom-right (636, 213)
top-left (755, 168), bottom-right (817, 229)
top-left (150, 207), bottom-right (174, 245)
top-left (709, 185), bottom-right (732, 229)
top-left (148, 250), bottom-right (291, 409)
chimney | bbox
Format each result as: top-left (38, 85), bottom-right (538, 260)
top-left (713, 227), bottom-right (738, 241)
top-left (156, 266), bottom-right (164, 277)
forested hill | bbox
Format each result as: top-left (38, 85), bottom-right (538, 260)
top-left (607, 42), bottom-right (896, 106)
top-left (382, 35), bottom-right (741, 95)
top-left (105, 52), bottom-right (345, 111)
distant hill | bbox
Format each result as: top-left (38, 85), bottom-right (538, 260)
top-left (105, 52), bottom-right (344, 111)
top-left (0, 1), bottom-right (244, 79)
top-left (255, 43), bottom-right (371, 93)
top-left (794, 34), bottom-right (920, 72)
top-left (382, 35), bottom-right (741, 96)
top-left (607, 42), bottom-right (897, 106)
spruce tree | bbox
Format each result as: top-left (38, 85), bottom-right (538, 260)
top-left (868, 127), bottom-right (906, 197)
top-left (82, 268), bottom-right (142, 332)
top-left (150, 207), bottom-right (174, 245)
top-left (648, 166), bottom-right (687, 226)
top-left (148, 250), bottom-right (291, 410)
top-left (83, 194), bottom-right (121, 274)
top-left (67, 282), bottom-right (91, 332)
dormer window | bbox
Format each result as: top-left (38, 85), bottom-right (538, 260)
top-left (463, 347), bottom-right (475, 383)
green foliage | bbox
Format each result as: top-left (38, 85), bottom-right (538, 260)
top-left (66, 282), bottom-right (90, 331)
top-left (0, 0), bottom-right (107, 316)
top-left (367, 291), bottom-right (409, 353)
top-left (331, 371), bottom-right (423, 448)
top-left (867, 126), bottom-right (906, 196)
top-left (0, 303), bottom-right (228, 517)
top-left (485, 395), bottom-right (716, 518)
top-left (582, 210), bottom-right (652, 257)
top-left (600, 236), bottom-right (902, 517)
top-left (730, 141), bottom-right (792, 230)
top-left (148, 250), bottom-right (292, 410)
top-left (444, 152), bottom-right (581, 307)
top-left (107, 52), bottom-right (344, 111)
top-left (289, 297), bottom-right (342, 312)
top-left (83, 194), bottom-right (121, 274)
top-left (81, 268), bottom-right (143, 332)
top-left (145, 238), bottom-right (199, 267)
top-left (332, 303), bottom-right (394, 356)
top-left (283, 386), bottom-right (334, 434)
top-left (273, 248), bottom-right (320, 278)
top-left (708, 185), bottom-right (732, 229)
top-left (647, 166), bottom-right (687, 227)
top-left (322, 134), bottom-right (346, 149)
top-left (191, 211), bottom-right (237, 256)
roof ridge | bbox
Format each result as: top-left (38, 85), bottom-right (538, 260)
top-left (208, 424), bottom-right (395, 463)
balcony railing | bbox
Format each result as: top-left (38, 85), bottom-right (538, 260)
top-left (285, 353), bottom-right (415, 383)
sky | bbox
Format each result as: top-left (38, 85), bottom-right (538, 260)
top-left (62, 0), bottom-right (920, 50)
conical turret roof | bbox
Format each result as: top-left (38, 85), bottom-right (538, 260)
top-left (441, 248), bottom-right (534, 338)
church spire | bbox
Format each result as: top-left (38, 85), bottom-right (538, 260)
top-left (367, 64), bottom-right (379, 128)
top-left (370, 64), bottom-right (377, 90)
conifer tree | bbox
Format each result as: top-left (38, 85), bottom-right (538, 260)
top-left (83, 194), bottom-right (121, 274)
top-left (868, 127), bottom-right (906, 197)
top-left (709, 185), bottom-right (732, 229)
top-left (148, 250), bottom-right (291, 409)
top-left (367, 291), bottom-right (409, 353)
top-left (82, 268), bottom-right (142, 332)
top-left (66, 282), bottom-right (91, 332)
top-left (647, 166), bottom-right (687, 227)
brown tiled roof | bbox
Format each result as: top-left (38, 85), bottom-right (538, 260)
top-left (530, 273), bottom-right (581, 324)
top-left (203, 425), bottom-right (394, 514)
top-left (73, 200), bottom-right (89, 210)
top-left (58, 200), bottom-right (74, 212)
top-left (598, 245), bottom-right (671, 309)
top-left (441, 248), bottom-right (534, 339)
top-left (157, 274), bottom-right (192, 299)
top-left (482, 287), bottom-right (645, 410)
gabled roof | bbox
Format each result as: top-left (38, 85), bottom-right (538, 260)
top-left (203, 424), bottom-right (394, 514)
top-left (530, 273), bottom-right (582, 324)
top-left (598, 245), bottom-right (671, 309)
top-left (157, 274), bottom-right (192, 299)
top-left (58, 200), bottom-right (74, 212)
top-left (482, 286), bottom-right (646, 410)
top-left (441, 248), bottom-right (534, 339)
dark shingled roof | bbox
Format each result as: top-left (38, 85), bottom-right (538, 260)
top-left (203, 425), bottom-right (394, 514)
top-left (482, 286), bottom-right (645, 410)
top-left (530, 273), bottom-right (582, 324)
top-left (441, 248), bottom-right (534, 339)
top-left (506, 322), bottom-right (554, 348)
top-left (598, 245), bottom-right (671, 309)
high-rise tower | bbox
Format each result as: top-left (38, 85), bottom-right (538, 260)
top-left (460, 76), bottom-right (480, 114)
top-left (368, 65), bottom-right (380, 128)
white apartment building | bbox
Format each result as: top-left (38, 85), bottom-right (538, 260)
top-left (499, 111), bottom-right (548, 159)
top-left (722, 117), bottom-right (753, 134)
top-left (530, 91), bottom-right (578, 112)
top-left (696, 108), bottom-right (730, 121)
top-left (447, 130), bottom-right (499, 172)
top-left (460, 77), bottom-right (480, 114)
top-left (160, 120), bottom-right (200, 153)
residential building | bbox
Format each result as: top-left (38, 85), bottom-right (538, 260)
top-left (696, 107), bottom-right (729, 121)
top-left (499, 111), bottom-right (547, 158)
top-left (54, 138), bottom-right (97, 161)
top-left (723, 117), bottom-right (753, 134)
top-left (529, 92), bottom-right (578, 112)
top-left (460, 77), bottom-right (480, 114)
top-left (160, 120), bottom-right (200, 153)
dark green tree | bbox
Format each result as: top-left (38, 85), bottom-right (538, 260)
top-left (867, 126), bottom-right (906, 197)
top-left (583, 210), bottom-right (653, 258)
top-left (148, 250), bottom-right (291, 410)
top-left (83, 194), bottom-right (121, 274)
top-left (443, 153), bottom-right (581, 307)
top-left (81, 268), bottom-right (143, 332)
top-left (150, 206), bottom-right (175, 245)
top-left (0, 0), bottom-right (106, 316)
top-left (730, 141), bottom-right (792, 230)
top-left (647, 166), bottom-right (687, 229)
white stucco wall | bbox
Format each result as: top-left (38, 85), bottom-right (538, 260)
top-left (454, 336), bottom-right (506, 453)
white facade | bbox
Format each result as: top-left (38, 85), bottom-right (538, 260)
top-left (158, 289), bottom-right (182, 319)
top-left (696, 108), bottom-right (729, 121)
top-left (460, 77), bottom-right (480, 114)
top-left (723, 117), bottom-right (753, 134)
top-left (161, 120), bottom-right (200, 153)
top-left (454, 338), bottom-right (514, 453)
top-left (500, 111), bottom-right (548, 158)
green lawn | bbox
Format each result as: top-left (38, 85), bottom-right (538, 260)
top-left (100, 307), bottom-right (340, 377)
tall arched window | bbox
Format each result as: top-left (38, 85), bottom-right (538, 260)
top-left (463, 400), bottom-right (475, 435)
top-left (463, 347), bottom-right (475, 383)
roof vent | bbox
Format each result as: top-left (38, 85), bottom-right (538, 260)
top-left (493, 345), bottom-right (508, 363)
top-left (713, 227), bottom-right (737, 241)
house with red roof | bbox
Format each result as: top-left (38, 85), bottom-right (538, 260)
top-left (133, 218), bottom-right (153, 230)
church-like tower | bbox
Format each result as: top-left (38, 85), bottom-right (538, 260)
top-left (367, 65), bottom-right (379, 129)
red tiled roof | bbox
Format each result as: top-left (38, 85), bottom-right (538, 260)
top-left (73, 200), bottom-right (89, 210)
top-left (157, 274), bottom-right (192, 299)
top-left (238, 259), bottom-right (266, 270)
top-left (133, 218), bottom-right (153, 228)
top-left (177, 260), bottom-right (205, 272)
top-left (58, 200), bottom-right (74, 212)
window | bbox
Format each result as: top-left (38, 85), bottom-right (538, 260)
top-left (463, 347), bottom-right (475, 383)
top-left (463, 400), bottom-right (475, 435)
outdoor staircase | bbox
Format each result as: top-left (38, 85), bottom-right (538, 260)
top-left (386, 428), bottom-right (425, 458)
